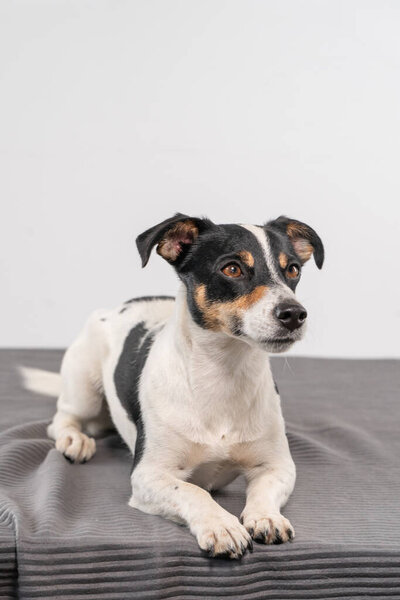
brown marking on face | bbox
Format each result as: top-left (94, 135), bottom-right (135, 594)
top-left (238, 250), bottom-right (254, 268)
top-left (286, 223), bottom-right (314, 264)
top-left (279, 252), bottom-right (288, 269)
top-left (157, 220), bottom-right (199, 262)
top-left (194, 283), bottom-right (267, 332)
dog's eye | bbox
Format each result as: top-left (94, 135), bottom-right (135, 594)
top-left (287, 264), bottom-right (300, 279)
top-left (222, 263), bottom-right (242, 278)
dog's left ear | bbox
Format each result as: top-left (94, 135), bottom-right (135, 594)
top-left (136, 213), bottom-right (213, 267)
top-left (268, 216), bottom-right (325, 269)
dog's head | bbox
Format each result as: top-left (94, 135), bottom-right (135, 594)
top-left (136, 213), bottom-right (324, 353)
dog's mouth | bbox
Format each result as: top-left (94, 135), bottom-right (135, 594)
top-left (261, 337), bottom-right (296, 346)
top-left (258, 332), bottom-right (303, 352)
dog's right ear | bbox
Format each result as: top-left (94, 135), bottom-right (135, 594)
top-left (136, 213), bottom-right (213, 267)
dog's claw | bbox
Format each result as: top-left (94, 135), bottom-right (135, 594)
top-left (197, 513), bottom-right (251, 559)
top-left (274, 528), bottom-right (283, 544)
top-left (206, 544), bottom-right (215, 556)
top-left (242, 513), bottom-right (295, 545)
top-left (214, 546), bottom-right (236, 560)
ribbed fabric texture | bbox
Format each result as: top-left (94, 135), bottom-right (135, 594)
top-left (0, 350), bottom-right (399, 599)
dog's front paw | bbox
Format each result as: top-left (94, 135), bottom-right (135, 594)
top-left (193, 512), bottom-right (253, 559)
top-left (55, 428), bottom-right (96, 464)
top-left (241, 511), bottom-right (295, 544)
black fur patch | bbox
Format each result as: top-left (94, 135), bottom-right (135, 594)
top-left (114, 322), bottom-right (156, 471)
top-left (178, 224), bottom-right (277, 329)
top-left (124, 295), bottom-right (175, 304)
top-left (264, 226), bottom-right (302, 291)
top-left (135, 215), bottom-right (323, 334)
top-left (267, 216), bottom-right (324, 270)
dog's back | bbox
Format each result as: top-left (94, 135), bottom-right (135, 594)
top-left (47, 295), bottom-right (175, 458)
top-left (82, 296), bottom-right (175, 363)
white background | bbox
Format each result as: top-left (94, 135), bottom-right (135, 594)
top-left (1, 0), bottom-right (399, 356)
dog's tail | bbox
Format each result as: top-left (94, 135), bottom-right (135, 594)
top-left (19, 366), bottom-right (60, 398)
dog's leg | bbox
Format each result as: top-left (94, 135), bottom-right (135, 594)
top-left (130, 462), bottom-right (253, 558)
top-left (240, 456), bottom-right (296, 544)
top-left (47, 327), bottom-right (105, 463)
top-left (48, 410), bottom-right (97, 464)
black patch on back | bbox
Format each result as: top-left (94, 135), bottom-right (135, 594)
top-left (124, 295), bottom-right (175, 304)
top-left (114, 322), bottom-right (156, 471)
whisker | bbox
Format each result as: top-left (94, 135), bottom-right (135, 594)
top-left (283, 357), bottom-right (295, 377)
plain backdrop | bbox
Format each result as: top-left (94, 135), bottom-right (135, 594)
top-left (1, 0), bottom-right (399, 356)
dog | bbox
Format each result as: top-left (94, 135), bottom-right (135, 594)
top-left (47, 213), bottom-right (324, 559)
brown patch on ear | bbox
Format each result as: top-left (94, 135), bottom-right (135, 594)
top-left (287, 222), bottom-right (309, 238)
top-left (279, 252), bottom-right (288, 269)
top-left (291, 239), bottom-right (313, 263)
top-left (157, 220), bottom-right (199, 262)
top-left (194, 284), bottom-right (267, 332)
top-left (286, 223), bottom-right (313, 264)
top-left (238, 250), bottom-right (254, 268)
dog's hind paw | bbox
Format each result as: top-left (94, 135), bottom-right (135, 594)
top-left (193, 511), bottom-right (253, 559)
top-left (241, 511), bottom-right (295, 544)
top-left (55, 428), bottom-right (96, 464)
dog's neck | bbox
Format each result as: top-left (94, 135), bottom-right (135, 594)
top-left (166, 284), bottom-right (273, 411)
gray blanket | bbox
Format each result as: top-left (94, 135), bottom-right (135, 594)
top-left (0, 349), bottom-right (399, 599)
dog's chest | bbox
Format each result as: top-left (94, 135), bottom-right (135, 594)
top-left (188, 458), bottom-right (240, 491)
top-left (179, 427), bottom-right (262, 490)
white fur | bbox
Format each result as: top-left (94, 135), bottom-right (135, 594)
top-left (35, 225), bottom-right (301, 558)
top-left (243, 224), bottom-right (282, 281)
top-left (241, 225), bottom-right (305, 351)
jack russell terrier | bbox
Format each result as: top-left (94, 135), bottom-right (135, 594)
top-left (47, 213), bottom-right (324, 559)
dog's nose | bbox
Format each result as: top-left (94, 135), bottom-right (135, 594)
top-left (275, 303), bottom-right (307, 331)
